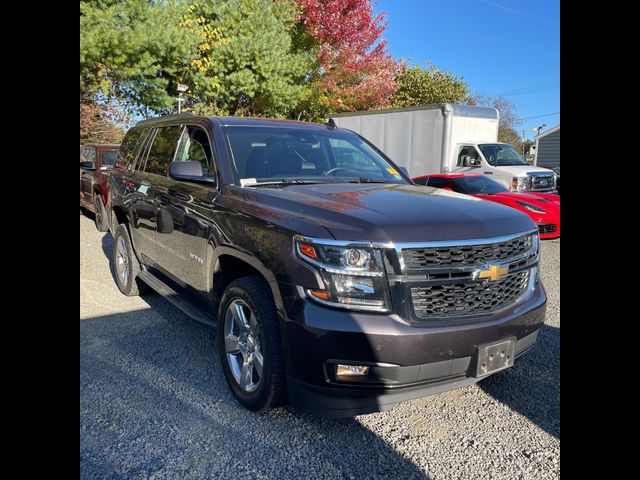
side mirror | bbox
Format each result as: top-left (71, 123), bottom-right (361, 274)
top-left (463, 156), bottom-right (481, 168)
top-left (80, 161), bottom-right (95, 170)
top-left (169, 161), bottom-right (215, 185)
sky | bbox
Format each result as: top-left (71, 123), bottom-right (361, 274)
top-left (374, 0), bottom-right (560, 140)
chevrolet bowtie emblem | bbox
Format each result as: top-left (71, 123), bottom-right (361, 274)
top-left (478, 264), bottom-right (509, 281)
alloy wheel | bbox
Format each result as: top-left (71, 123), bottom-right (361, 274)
top-left (115, 237), bottom-right (130, 286)
top-left (224, 299), bottom-right (264, 393)
top-left (95, 197), bottom-right (103, 226)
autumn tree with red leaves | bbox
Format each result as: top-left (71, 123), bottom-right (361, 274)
top-left (293, 0), bottom-right (399, 121)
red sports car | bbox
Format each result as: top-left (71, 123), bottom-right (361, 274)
top-left (413, 173), bottom-right (560, 239)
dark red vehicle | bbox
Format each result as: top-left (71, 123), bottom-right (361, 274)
top-left (413, 173), bottom-right (560, 239)
top-left (80, 144), bottom-right (121, 231)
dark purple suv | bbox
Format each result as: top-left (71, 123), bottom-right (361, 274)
top-left (106, 114), bottom-right (546, 417)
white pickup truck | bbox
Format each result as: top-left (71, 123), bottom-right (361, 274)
top-left (330, 104), bottom-right (557, 193)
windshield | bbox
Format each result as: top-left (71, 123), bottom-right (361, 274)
top-left (454, 175), bottom-right (508, 195)
top-left (478, 143), bottom-right (527, 166)
top-left (224, 126), bottom-right (408, 185)
top-left (99, 150), bottom-right (119, 169)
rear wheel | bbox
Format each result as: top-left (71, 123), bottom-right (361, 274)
top-left (112, 224), bottom-right (150, 296)
top-left (94, 195), bottom-right (109, 232)
top-left (217, 276), bottom-right (286, 411)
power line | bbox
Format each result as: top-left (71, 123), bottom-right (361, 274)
top-left (521, 112), bottom-right (560, 120)
top-left (490, 82), bottom-right (560, 96)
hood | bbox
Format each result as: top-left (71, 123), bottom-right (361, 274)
top-left (494, 165), bottom-right (555, 176)
top-left (240, 183), bottom-right (535, 242)
top-left (479, 192), bottom-right (559, 205)
top-left (475, 192), bottom-right (560, 217)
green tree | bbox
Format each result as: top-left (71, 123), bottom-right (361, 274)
top-left (391, 62), bottom-right (470, 108)
top-left (182, 0), bottom-right (312, 117)
top-left (80, 0), bottom-right (196, 112)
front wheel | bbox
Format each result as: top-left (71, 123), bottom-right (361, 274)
top-left (217, 277), bottom-right (286, 411)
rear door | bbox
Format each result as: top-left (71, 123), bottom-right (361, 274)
top-left (128, 125), bottom-right (184, 264)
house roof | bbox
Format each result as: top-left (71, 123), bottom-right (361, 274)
top-left (534, 124), bottom-right (560, 140)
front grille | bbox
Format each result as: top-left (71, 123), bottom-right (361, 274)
top-left (410, 270), bottom-right (530, 318)
top-left (538, 223), bottom-right (556, 234)
top-left (403, 234), bottom-right (532, 269)
top-left (531, 174), bottom-right (555, 191)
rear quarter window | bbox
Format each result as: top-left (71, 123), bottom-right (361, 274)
top-left (118, 128), bottom-right (147, 170)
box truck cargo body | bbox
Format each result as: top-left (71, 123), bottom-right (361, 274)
top-left (331, 104), bottom-right (557, 193)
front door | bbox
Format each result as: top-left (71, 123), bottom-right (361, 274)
top-left (155, 125), bottom-right (217, 292)
top-left (450, 145), bottom-right (485, 174)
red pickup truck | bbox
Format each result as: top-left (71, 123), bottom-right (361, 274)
top-left (80, 144), bottom-right (120, 231)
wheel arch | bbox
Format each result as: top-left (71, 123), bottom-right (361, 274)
top-left (207, 246), bottom-right (285, 318)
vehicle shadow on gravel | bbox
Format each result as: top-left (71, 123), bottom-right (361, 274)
top-left (91, 232), bottom-right (428, 479)
top-left (80, 305), bottom-right (430, 479)
top-left (479, 325), bottom-right (560, 439)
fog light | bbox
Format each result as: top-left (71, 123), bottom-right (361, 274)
top-left (336, 364), bottom-right (370, 377)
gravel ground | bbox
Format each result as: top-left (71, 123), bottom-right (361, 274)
top-left (80, 214), bottom-right (559, 479)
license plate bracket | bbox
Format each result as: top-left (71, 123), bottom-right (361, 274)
top-left (474, 337), bottom-right (516, 377)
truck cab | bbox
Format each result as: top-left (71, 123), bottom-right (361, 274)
top-left (448, 141), bottom-right (557, 192)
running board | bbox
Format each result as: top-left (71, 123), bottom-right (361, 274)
top-left (138, 270), bottom-right (217, 329)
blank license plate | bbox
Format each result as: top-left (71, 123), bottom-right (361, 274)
top-left (475, 338), bottom-right (516, 377)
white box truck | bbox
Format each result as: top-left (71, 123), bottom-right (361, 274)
top-left (330, 104), bottom-right (557, 193)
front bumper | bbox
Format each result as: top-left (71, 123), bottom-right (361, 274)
top-left (278, 281), bottom-right (546, 417)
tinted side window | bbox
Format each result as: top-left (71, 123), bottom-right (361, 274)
top-left (119, 128), bottom-right (147, 170)
top-left (99, 150), bottom-right (119, 169)
top-left (143, 126), bottom-right (183, 176)
top-left (413, 177), bottom-right (428, 185)
top-left (80, 146), bottom-right (96, 166)
top-left (175, 126), bottom-right (215, 174)
top-left (426, 177), bottom-right (448, 188)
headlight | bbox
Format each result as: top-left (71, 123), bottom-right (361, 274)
top-left (515, 200), bottom-right (547, 214)
top-left (295, 238), bottom-right (390, 312)
top-left (511, 176), bottom-right (532, 192)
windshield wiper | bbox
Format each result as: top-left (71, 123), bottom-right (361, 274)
top-left (241, 178), bottom-right (331, 187)
top-left (345, 177), bottom-right (391, 184)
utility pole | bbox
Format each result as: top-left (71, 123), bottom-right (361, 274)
top-left (177, 84), bottom-right (188, 114)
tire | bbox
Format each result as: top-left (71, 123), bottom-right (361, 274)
top-left (110, 209), bottom-right (119, 235)
top-left (112, 224), bottom-right (151, 296)
top-left (217, 276), bottom-right (286, 411)
top-left (94, 194), bottom-right (109, 232)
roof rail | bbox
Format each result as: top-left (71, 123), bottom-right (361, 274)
top-left (135, 112), bottom-right (197, 125)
